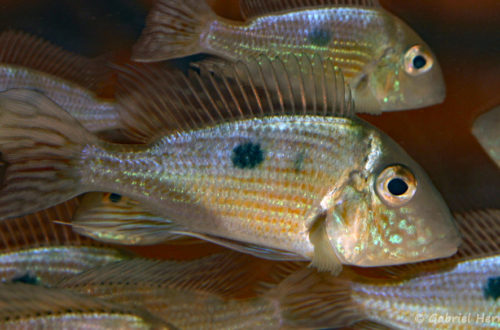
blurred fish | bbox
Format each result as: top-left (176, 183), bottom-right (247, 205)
top-left (472, 105), bottom-right (500, 168)
top-left (0, 30), bottom-right (120, 133)
top-left (58, 251), bottom-right (299, 329)
top-left (0, 198), bottom-right (131, 286)
top-left (268, 209), bottom-right (500, 329)
top-left (0, 283), bottom-right (172, 329)
top-left (132, 0), bottom-right (446, 113)
top-left (71, 192), bottom-right (198, 245)
top-left (0, 57), bottom-right (459, 274)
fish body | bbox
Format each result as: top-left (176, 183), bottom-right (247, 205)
top-left (0, 58), bottom-right (459, 274)
top-left (132, 0), bottom-right (445, 113)
top-left (473, 105), bottom-right (500, 168)
top-left (0, 30), bottom-right (119, 132)
top-left (0, 283), bottom-right (172, 329)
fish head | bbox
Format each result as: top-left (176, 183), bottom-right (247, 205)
top-left (324, 127), bottom-right (461, 267)
top-left (352, 20), bottom-right (446, 113)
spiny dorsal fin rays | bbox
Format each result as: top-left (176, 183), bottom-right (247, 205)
top-left (0, 198), bottom-right (103, 252)
top-left (0, 30), bottom-right (109, 91)
top-left (240, 0), bottom-right (381, 20)
top-left (116, 54), bottom-right (354, 143)
top-left (455, 209), bottom-right (500, 259)
top-left (58, 251), bottom-right (258, 298)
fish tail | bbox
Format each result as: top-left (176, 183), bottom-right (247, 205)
top-left (132, 0), bottom-right (216, 62)
top-left (270, 269), bottom-right (365, 328)
top-left (0, 89), bottom-right (96, 221)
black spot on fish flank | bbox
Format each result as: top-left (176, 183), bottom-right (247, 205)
top-left (308, 27), bottom-right (332, 47)
top-left (231, 142), bottom-right (264, 169)
top-left (484, 276), bottom-right (500, 300)
top-left (12, 272), bottom-right (40, 285)
top-left (108, 193), bottom-right (122, 203)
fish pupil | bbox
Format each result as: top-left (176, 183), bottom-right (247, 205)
top-left (387, 178), bottom-right (408, 196)
top-left (484, 276), bottom-right (500, 300)
top-left (413, 55), bottom-right (427, 69)
top-left (109, 193), bottom-right (122, 203)
top-left (231, 142), bottom-right (264, 169)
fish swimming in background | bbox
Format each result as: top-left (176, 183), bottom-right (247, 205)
top-left (472, 105), bottom-right (500, 168)
top-left (0, 198), bottom-right (131, 286)
top-left (57, 251), bottom-right (300, 329)
top-left (132, 0), bottom-right (446, 113)
top-left (0, 30), bottom-right (120, 133)
top-left (0, 283), bottom-right (173, 329)
top-left (60, 210), bottom-right (500, 329)
top-left (267, 209), bottom-right (500, 329)
top-left (0, 57), bottom-right (459, 274)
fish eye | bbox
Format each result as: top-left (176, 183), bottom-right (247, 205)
top-left (404, 45), bottom-right (433, 75)
top-left (108, 193), bottom-right (122, 203)
top-left (376, 165), bottom-right (417, 206)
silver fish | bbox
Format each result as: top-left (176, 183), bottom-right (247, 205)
top-left (0, 283), bottom-right (172, 329)
top-left (132, 0), bottom-right (446, 113)
top-left (472, 105), bottom-right (500, 168)
top-left (0, 30), bottom-right (120, 133)
top-left (0, 198), bottom-right (131, 286)
top-left (0, 57), bottom-right (459, 274)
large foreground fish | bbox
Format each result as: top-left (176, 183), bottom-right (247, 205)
top-left (0, 198), bottom-right (131, 286)
top-left (0, 283), bottom-right (172, 329)
top-left (0, 30), bottom-right (120, 133)
top-left (472, 105), bottom-right (500, 168)
top-left (132, 0), bottom-right (446, 113)
top-left (61, 210), bottom-right (499, 329)
top-left (0, 58), bottom-right (459, 274)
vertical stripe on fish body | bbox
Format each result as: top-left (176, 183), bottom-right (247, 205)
top-left (0, 57), bottom-right (459, 274)
top-left (0, 199), bottom-right (131, 286)
top-left (132, 0), bottom-right (446, 113)
top-left (0, 30), bottom-right (120, 133)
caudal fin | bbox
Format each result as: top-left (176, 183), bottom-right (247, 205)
top-left (132, 0), bottom-right (216, 62)
top-left (0, 89), bottom-right (96, 221)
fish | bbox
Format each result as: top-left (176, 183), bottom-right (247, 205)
top-left (59, 209), bottom-right (500, 329)
top-left (267, 209), bottom-right (500, 329)
top-left (57, 251), bottom-right (300, 329)
top-left (472, 105), bottom-right (500, 168)
top-left (131, 0), bottom-right (446, 113)
top-left (0, 30), bottom-right (120, 133)
top-left (0, 198), bottom-right (131, 286)
top-left (0, 283), bottom-right (173, 329)
top-left (0, 56), bottom-right (460, 274)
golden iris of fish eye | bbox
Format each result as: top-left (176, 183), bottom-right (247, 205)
top-left (375, 164), bottom-right (417, 207)
top-left (404, 45), bottom-right (433, 75)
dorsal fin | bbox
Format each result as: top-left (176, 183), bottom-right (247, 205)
top-left (116, 54), bottom-right (354, 143)
top-left (240, 0), bottom-right (381, 20)
top-left (0, 283), bottom-right (171, 328)
top-left (59, 251), bottom-right (262, 297)
top-left (0, 198), bottom-right (104, 252)
top-left (0, 30), bottom-right (108, 90)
